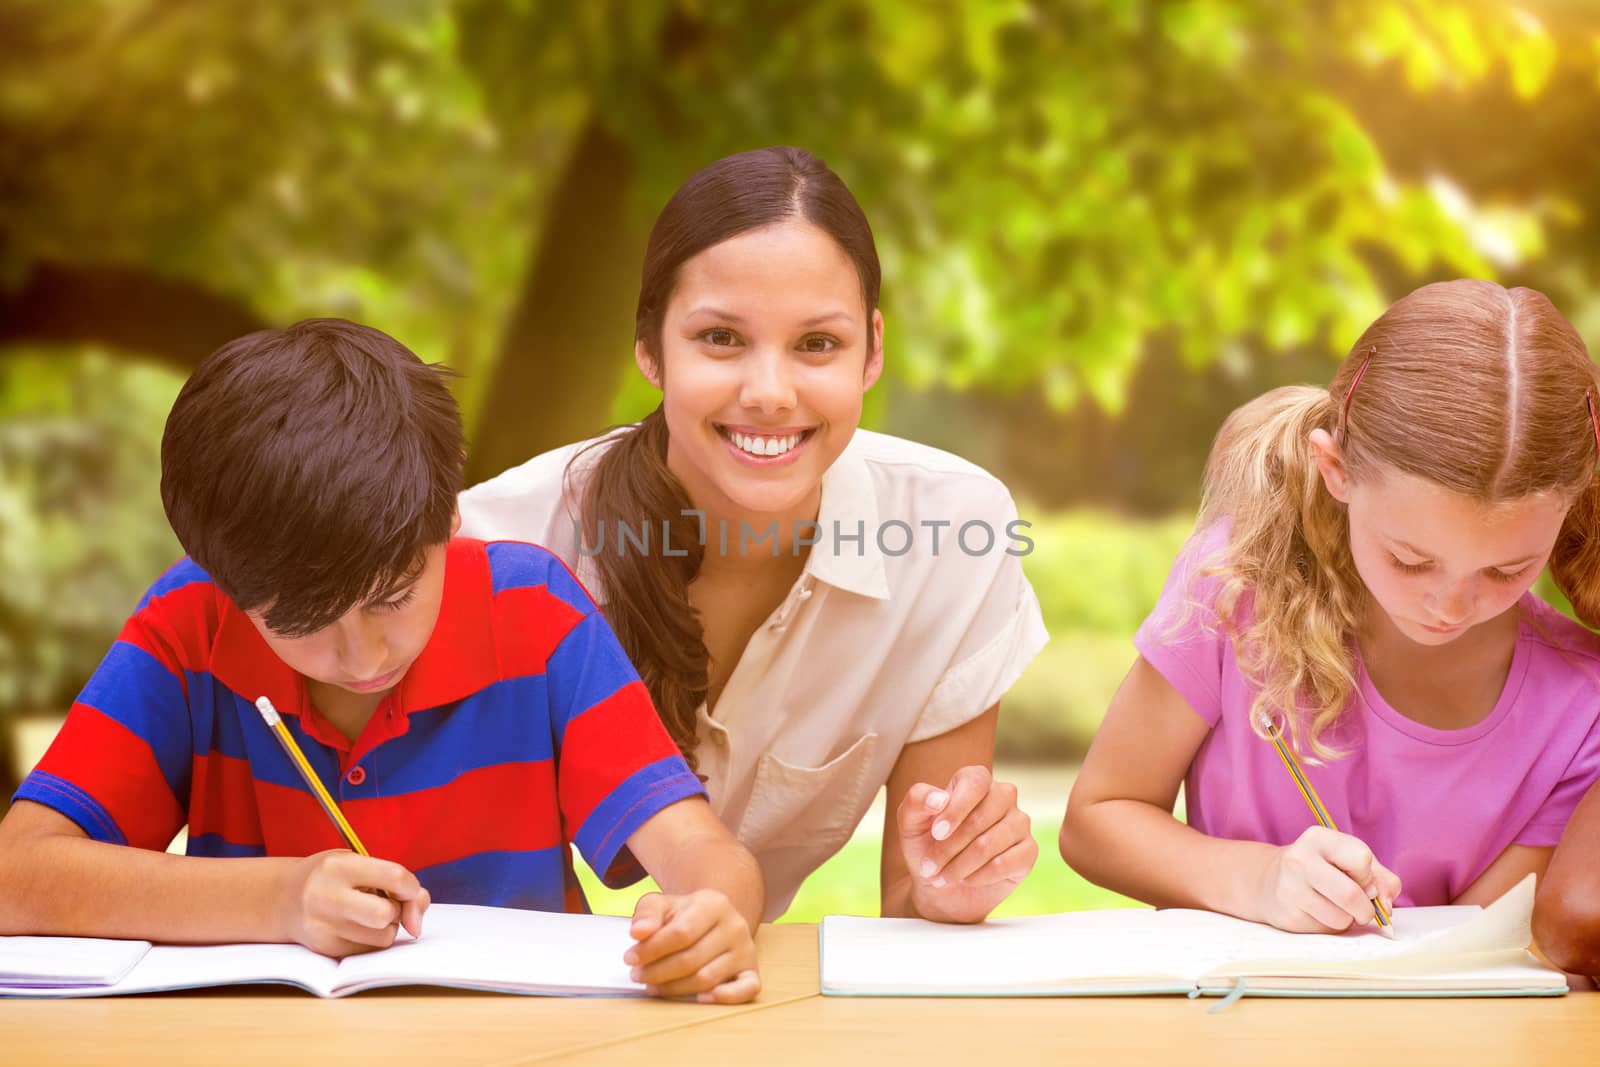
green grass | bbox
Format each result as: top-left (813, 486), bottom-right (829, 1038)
top-left (574, 818), bottom-right (1138, 923)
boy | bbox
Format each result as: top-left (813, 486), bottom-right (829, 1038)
top-left (0, 319), bottom-right (764, 1004)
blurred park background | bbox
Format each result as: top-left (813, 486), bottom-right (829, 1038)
top-left (5, 0), bottom-right (1600, 919)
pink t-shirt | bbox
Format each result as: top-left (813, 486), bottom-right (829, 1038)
top-left (1134, 525), bottom-right (1600, 906)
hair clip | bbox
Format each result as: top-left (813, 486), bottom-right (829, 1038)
top-left (1338, 347), bottom-right (1374, 444)
top-left (1588, 391), bottom-right (1600, 459)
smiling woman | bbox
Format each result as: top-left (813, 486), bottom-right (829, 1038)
top-left (459, 147), bottom-right (1049, 922)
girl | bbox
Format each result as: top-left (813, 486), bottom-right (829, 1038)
top-left (1061, 279), bottom-right (1600, 933)
top-left (459, 147), bottom-right (1048, 922)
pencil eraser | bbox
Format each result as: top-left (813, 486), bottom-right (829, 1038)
top-left (254, 696), bottom-right (282, 727)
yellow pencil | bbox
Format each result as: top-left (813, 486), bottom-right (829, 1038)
top-left (1261, 717), bottom-right (1395, 938)
top-left (254, 695), bottom-right (373, 857)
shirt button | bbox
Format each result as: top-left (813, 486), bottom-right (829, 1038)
top-left (346, 765), bottom-right (367, 786)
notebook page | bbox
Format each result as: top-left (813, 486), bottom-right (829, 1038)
top-left (1201, 873), bottom-right (1540, 980)
top-left (1153, 903), bottom-right (1478, 978)
top-left (0, 941), bottom-right (340, 998)
top-left (330, 904), bottom-right (642, 995)
top-left (0, 936), bottom-right (150, 988)
top-left (821, 910), bottom-right (1201, 993)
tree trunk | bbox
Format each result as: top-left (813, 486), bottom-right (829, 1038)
top-left (465, 119), bottom-right (648, 486)
top-left (0, 260), bottom-right (271, 368)
top-left (0, 719), bottom-right (17, 817)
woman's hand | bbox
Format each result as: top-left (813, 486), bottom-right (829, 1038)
top-left (896, 765), bottom-right (1037, 923)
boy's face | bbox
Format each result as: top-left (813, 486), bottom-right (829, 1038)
top-left (245, 532), bottom-right (453, 699)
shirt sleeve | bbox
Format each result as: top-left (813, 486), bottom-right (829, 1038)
top-left (458, 437), bottom-right (614, 547)
top-left (1516, 711), bottom-right (1600, 847)
top-left (1130, 523), bottom-right (1234, 728)
top-left (12, 565), bottom-right (205, 850)
top-left (910, 485), bottom-right (1050, 743)
top-left (536, 556), bottom-right (707, 888)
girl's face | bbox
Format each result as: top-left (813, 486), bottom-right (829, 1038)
top-left (1314, 437), bottom-right (1570, 647)
top-left (642, 218), bottom-right (883, 522)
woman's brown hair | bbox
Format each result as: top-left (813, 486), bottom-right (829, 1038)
top-left (573, 147), bottom-right (880, 769)
top-left (1194, 279), bottom-right (1600, 758)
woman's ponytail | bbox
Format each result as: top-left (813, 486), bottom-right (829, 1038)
top-left (574, 408), bottom-right (708, 771)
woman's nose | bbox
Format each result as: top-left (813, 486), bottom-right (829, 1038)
top-left (739, 349), bottom-right (797, 413)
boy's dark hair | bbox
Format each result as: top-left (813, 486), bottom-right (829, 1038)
top-left (161, 318), bottom-right (464, 637)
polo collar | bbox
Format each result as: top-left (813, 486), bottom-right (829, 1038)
top-left (209, 539), bottom-right (500, 729)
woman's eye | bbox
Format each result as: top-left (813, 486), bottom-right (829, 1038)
top-left (700, 328), bottom-right (740, 347)
top-left (1389, 555), bottom-right (1431, 576)
top-left (799, 335), bottom-right (839, 354)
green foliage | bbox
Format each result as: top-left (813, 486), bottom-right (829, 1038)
top-left (1020, 509), bottom-right (1194, 634)
top-left (998, 636), bottom-right (1139, 763)
top-left (995, 509), bottom-right (1194, 760)
top-left (0, 0), bottom-right (539, 408)
top-left (6, 1), bottom-right (1596, 415)
top-left (0, 350), bottom-right (182, 710)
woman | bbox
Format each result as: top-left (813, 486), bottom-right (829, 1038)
top-left (460, 147), bottom-right (1047, 921)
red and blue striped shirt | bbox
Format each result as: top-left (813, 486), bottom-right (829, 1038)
top-left (15, 538), bottom-right (704, 913)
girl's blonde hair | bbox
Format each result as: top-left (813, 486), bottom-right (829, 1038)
top-left (1197, 279), bottom-right (1600, 759)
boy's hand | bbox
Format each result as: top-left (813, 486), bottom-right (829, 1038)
top-left (898, 765), bottom-right (1037, 923)
top-left (1255, 826), bottom-right (1402, 933)
top-left (624, 889), bottom-right (760, 1004)
top-left (278, 849), bottom-right (430, 958)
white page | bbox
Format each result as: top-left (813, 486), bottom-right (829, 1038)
top-left (0, 940), bottom-right (339, 999)
top-left (820, 909), bottom-right (1484, 995)
top-left (0, 905), bottom-right (643, 999)
top-left (820, 877), bottom-right (1545, 995)
top-left (822, 909), bottom-right (1199, 993)
top-left (1157, 904), bottom-right (1481, 977)
top-left (0, 936), bottom-right (151, 988)
top-left (330, 904), bottom-right (643, 996)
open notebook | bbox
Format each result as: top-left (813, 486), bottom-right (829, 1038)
top-left (0, 904), bottom-right (644, 998)
top-left (822, 875), bottom-right (1566, 998)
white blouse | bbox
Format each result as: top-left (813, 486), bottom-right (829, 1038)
top-left (458, 428), bottom-right (1049, 918)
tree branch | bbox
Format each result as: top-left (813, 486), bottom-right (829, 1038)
top-left (0, 260), bottom-right (271, 368)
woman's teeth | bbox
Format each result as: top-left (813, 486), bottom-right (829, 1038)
top-left (727, 430), bottom-right (804, 457)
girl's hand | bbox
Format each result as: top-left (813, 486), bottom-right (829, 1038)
top-left (278, 849), bottom-right (430, 958)
top-left (625, 890), bottom-right (761, 1004)
top-left (1255, 826), bottom-right (1402, 933)
top-left (897, 765), bottom-right (1037, 923)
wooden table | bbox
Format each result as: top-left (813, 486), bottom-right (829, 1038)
top-left (559, 976), bottom-right (1600, 1066)
top-left (5, 925), bottom-right (1596, 1066)
top-left (0, 926), bottom-right (819, 1066)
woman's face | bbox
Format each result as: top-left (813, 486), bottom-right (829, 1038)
top-left (643, 218), bottom-right (883, 523)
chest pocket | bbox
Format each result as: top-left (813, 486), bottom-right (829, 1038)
top-left (735, 732), bottom-right (880, 857)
